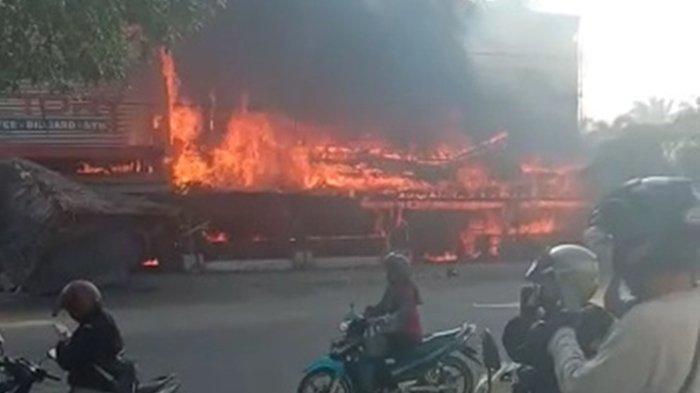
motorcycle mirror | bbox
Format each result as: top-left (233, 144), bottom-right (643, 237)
top-left (481, 329), bottom-right (501, 372)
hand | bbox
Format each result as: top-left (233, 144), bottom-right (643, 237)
top-left (53, 323), bottom-right (70, 341)
top-left (519, 285), bottom-right (540, 319)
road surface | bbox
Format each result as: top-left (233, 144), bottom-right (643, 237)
top-left (0, 264), bottom-right (527, 393)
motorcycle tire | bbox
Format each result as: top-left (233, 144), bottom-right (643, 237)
top-left (297, 369), bottom-right (353, 393)
top-left (436, 356), bottom-right (475, 393)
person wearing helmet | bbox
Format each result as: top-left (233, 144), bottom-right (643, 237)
top-left (365, 253), bottom-right (423, 347)
top-left (358, 253), bottom-right (423, 392)
top-left (502, 245), bottom-right (612, 393)
top-left (546, 177), bottom-right (700, 393)
top-left (53, 280), bottom-right (124, 392)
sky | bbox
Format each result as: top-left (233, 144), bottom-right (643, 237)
top-left (532, 0), bottom-right (700, 121)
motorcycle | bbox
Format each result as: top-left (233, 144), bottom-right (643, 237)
top-left (475, 245), bottom-right (611, 393)
top-left (474, 330), bottom-right (517, 393)
top-left (0, 354), bottom-right (61, 393)
top-left (297, 304), bottom-right (479, 393)
top-left (0, 334), bottom-right (180, 393)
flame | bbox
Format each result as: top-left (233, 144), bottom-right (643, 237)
top-left (158, 51), bottom-right (585, 261)
top-left (204, 229), bottom-right (229, 244)
top-left (158, 51), bottom-right (480, 194)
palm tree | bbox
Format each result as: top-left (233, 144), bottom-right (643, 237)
top-left (627, 97), bottom-right (676, 124)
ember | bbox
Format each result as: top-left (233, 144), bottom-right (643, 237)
top-left (204, 229), bottom-right (229, 244)
top-left (423, 252), bottom-right (459, 264)
top-left (141, 258), bottom-right (160, 268)
top-left (76, 161), bottom-right (155, 176)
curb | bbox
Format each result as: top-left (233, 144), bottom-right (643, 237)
top-left (204, 256), bottom-right (382, 273)
top-left (202, 256), bottom-right (528, 274)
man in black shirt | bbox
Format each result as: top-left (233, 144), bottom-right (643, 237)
top-left (52, 280), bottom-right (124, 392)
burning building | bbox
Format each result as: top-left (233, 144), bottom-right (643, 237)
top-left (154, 1), bottom-right (586, 265)
top-left (0, 1), bottom-right (586, 268)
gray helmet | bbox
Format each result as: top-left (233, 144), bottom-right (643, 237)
top-left (526, 244), bottom-right (600, 311)
top-left (589, 177), bottom-right (700, 273)
top-left (383, 252), bottom-right (411, 283)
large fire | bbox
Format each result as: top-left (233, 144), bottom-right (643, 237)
top-left (159, 50), bottom-right (586, 261)
top-left (159, 50), bottom-right (515, 195)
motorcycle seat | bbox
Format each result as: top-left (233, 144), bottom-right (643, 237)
top-left (422, 327), bottom-right (462, 344)
top-left (389, 332), bottom-right (458, 365)
top-left (137, 375), bottom-right (177, 393)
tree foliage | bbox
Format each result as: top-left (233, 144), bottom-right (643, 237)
top-left (627, 97), bottom-right (676, 124)
top-left (585, 98), bottom-right (700, 193)
top-left (0, 0), bottom-right (225, 91)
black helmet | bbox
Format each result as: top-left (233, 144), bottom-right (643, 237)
top-left (589, 177), bottom-right (700, 272)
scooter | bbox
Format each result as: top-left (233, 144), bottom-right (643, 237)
top-left (473, 330), bottom-right (518, 393)
top-left (298, 304), bottom-right (480, 393)
top-left (0, 333), bottom-right (63, 393)
top-left (0, 333), bottom-right (180, 393)
top-left (46, 348), bottom-right (181, 393)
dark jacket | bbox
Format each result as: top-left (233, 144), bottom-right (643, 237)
top-left (366, 282), bottom-right (423, 343)
top-left (56, 307), bottom-right (124, 391)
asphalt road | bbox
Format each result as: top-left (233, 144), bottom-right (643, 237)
top-left (0, 264), bottom-right (527, 393)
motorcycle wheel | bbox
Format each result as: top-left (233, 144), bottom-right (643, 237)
top-left (297, 369), bottom-right (353, 393)
top-left (433, 356), bottom-right (474, 393)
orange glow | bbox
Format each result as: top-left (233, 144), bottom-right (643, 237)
top-left (158, 51), bottom-right (585, 261)
top-left (157, 51), bottom-right (504, 194)
top-left (514, 217), bottom-right (556, 235)
top-left (204, 229), bottom-right (229, 244)
top-left (76, 161), bottom-right (154, 176)
top-left (423, 251), bottom-right (459, 264)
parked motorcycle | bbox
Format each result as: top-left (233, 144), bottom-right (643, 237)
top-left (298, 304), bottom-right (479, 393)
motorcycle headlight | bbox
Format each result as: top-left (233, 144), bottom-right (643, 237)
top-left (339, 321), bottom-right (350, 332)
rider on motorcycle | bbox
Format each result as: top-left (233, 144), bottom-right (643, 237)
top-left (502, 244), bottom-right (612, 393)
top-left (52, 280), bottom-right (125, 393)
top-left (543, 177), bottom-right (700, 393)
top-left (359, 252), bottom-right (423, 392)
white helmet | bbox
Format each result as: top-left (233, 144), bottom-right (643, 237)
top-left (526, 244), bottom-right (600, 311)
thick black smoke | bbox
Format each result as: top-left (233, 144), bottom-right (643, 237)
top-left (176, 0), bottom-right (580, 156)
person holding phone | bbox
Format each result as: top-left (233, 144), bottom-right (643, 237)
top-left (52, 280), bottom-right (124, 393)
